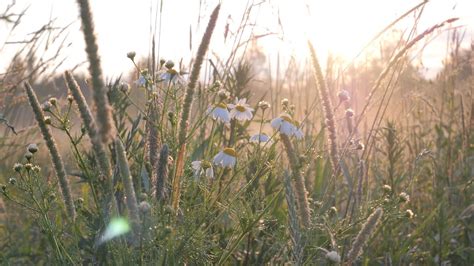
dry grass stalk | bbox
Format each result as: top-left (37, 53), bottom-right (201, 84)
top-left (76, 0), bottom-right (116, 144)
top-left (280, 133), bottom-right (311, 227)
top-left (172, 4), bottom-right (221, 211)
top-left (24, 82), bottom-right (76, 221)
top-left (64, 71), bottom-right (116, 217)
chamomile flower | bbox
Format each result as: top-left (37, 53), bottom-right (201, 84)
top-left (271, 113), bottom-right (297, 136)
top-left (158, 68), bottom-right (186, 86)
top-left (191, 160), bottom-right (214, 179)
top-left (249, 133), bottom-right (272, 144)
top-left (135, 75), bottom-right (147, 87)
top-left (293, 121), bottom-right (304, 140)
top-left (207, 103), bottom-right (231, 123)
top-left (228, 97), bottom-right (254, 121)
top-left (213, 147), bottom-right (237, 168)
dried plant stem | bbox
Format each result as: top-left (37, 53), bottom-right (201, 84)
top-left (64, 71), bottom-right (116, 218)
top-left (156, 144), bottom-right (169, 202)
top-left (76, 0), bottom-right (115, 144)
top-left (281, 133), bottom-right (311, 227)
top-left (146, 98), bottom-right (160, 186)
top-left (346, 207), bottom-right (383, 263)
top-left (172, 4), bottom-right (221, 211)
top-left (308, 42), bottom-right (340, 176)
top-left (24, 82), bottom-right (76, 221)
top-left (114, 139), bottom-right (140, 239)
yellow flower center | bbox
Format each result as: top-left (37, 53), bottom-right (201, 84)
top-left (280, 114), bottom-right (293, 123)
top-left (235, 105), bottom-right (246, 112)
top-left (216, 102), bottom-right (227, 109)
top-left (167, 69), bottom-right (178, 75)
top-left (201, 160), bottom-right (212, 169)
top-left (223, 147), bottom-right (237, 157)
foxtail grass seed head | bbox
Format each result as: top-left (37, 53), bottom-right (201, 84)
top-left (178, 4), bottom-right (220, 147)
top-left (346, 207), bottom-right (383, 262)
top-left (280, 133), bottom-right (311, 227)
top-left (156, 144), bottom-right (169, 201)
top-left (308, 42), bottom-right (340, 174)
top-left (24, 82), bottom-right (76, 221)
top-left (65, 71), bottom-right (116, 217)
top-left (114, 139), bottom-right (140, 236)
top-left (77, 0), bottom-right (116, 145)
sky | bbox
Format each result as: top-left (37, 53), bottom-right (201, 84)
top-left (0, 0), bottom-right (473, 79)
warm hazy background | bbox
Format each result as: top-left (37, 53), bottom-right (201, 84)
top-left (1, 0), bottom-right (473, 79)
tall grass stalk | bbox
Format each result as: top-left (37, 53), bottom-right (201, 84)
top-left (284, 170), bottom-right (304, 265)
top-left (280, 133), bottom-right (311, 227)
top-left (76, 0), bottom-right (115, 144)
top-left (308, 42), bottom-right (340, 175)
top-left (64, 71), bottom-right (116, 218)
top-left (172, 4), bottom-right (221, 211)
top-left (24, 82), bottom-right (76, 221)
top-left (346, 207), bottom-right (383, 263)
top-left (114, 138), bottom-right (141, 241)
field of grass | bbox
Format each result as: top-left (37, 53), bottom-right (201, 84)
top-left (0, 0), bottom-right (473, 265)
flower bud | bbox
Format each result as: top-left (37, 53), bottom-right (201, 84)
top-left (42, 102), bottom-right (52, 112)
top-left (281, 98), bottom-right (289, 106)
top-left (127, 51), bottom-right (136, 60)
top-left (24, 163), bottom-right (33, 171)
top-left (24, 152), bottom-right (33, 161)
top-left (44, 116), bottom-right (52, 125)
top-left (399, 192), bottom-right (410, 203)
top-left (345, 108), bottom-right (354, 118)
top-left (165, 60), bottom-right (175, 69)
top-left (258, 100), bottom-right (270, 110)
top-left (49, 97), bottom-right (57, 106)
top-left (27, 143), bottom-right (38, 154)
top-left (13, 163), bottom-right (22, 172)
top-left (338, 89), bottom-right (350, 102)
top-left (8, 177), bottom-right (16, 185)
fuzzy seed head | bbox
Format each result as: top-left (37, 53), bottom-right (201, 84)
top-left (281, 98), bottom-right (289, 106)
top-left (44, 116), bottom-right (52, 125)
top-left (338, 89), bottom-right (350, 102)
top-left (345, 108), bottom-right (354, 118)
top-left (49, 97), bottom-right (57, 106)
top-left (24, 152), bottom-right (33, 161)
top-left (258, 100), bottom-right (270, 110)
top-left (127, 51), bottom-right (136, 60)
top-left (42, 102), bottom-right (52, 112)
top-left (13, 163), bottom-right (22, 172)
top-left (24, 163), bottom-right (33, 171)
top-left (27, 143), bottom-right (38, 153)
top-left (399, 192), bottom-right (410, 203)
top-left (165, 60), bottom-right (175, 69)
top-left (405, 209), bottom-right (414, 219)
top-left (8, 177), bottom-right (16, 185)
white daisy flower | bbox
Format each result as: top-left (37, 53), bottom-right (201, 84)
top-left (135, 75), bottom-right (147, 87)
top-left (191, 160), bottom-right (214, 179)
top-left (293, 121), bottom-right (304, 140)
top-left (213, 147), bottom-right (237, 168)
top-left (249, 133), bottom-right (272, 144)
top-left (271, 113), bottom-right (297, 136)
top-left (158, 68), bottom-right (186, 86)
top-left (207, 103), bottom-right (231, 123)
top-left (228, 98), bottom-right (254, 121)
